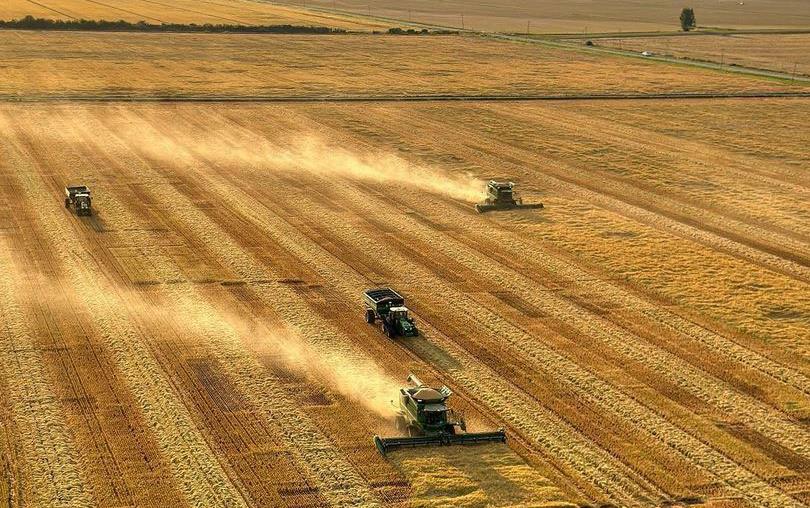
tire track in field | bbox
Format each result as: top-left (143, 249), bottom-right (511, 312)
top-left (349, 104), bottom-right (810, 283)
top-left (193, 107), bottom-right (807, 505)
top-left (0, 239), bottom-right (92, 507)
top-left (0, 113), bottom-right (248, 508)
top-left (83, 107), bottom-right (382, 508)
top-left (146, 109), bottom-right (684, 506)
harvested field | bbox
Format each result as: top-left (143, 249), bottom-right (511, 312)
top-left (0, 0), bottom-right (386, 29)
top-left (0, 98), bottom-right (808, 507)
top-left (286, 0), bottom-right (810, 32)
top-left (597, 33), bottom-right (810, 76)
top-left (1, 31), bottom-right (808, 100)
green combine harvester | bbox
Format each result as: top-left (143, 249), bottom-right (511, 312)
top-left (475, 180), bottom-right (543, 213)
top-left (363, 288), bottom-right (419, 338)
top-left (374, 374), bottom-right (507, 455)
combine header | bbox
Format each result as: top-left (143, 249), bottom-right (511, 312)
top-left (475, 181), bottom-right (543, 213)
top-left (374, 374), bottom-right (506, 455)
top-left (363, 288), bottom-right (419, 338)
top-left (64, 185), bottom-right (92, 216)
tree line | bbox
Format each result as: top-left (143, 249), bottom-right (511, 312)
top-left (0, 15), bottom-right (346, 34)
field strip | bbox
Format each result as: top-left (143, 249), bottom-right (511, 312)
top-left (4, 92), bottom-right (810, 103)
top-left (125, 109), bottom-right (668, 505)
top-left (354, 105), bottom-right (810, 284)
top-left (480, 105), bottom-right (810, 244)
top-left (0, 115), bottom-right (248, 508)
top-left (135, 0), bottom-right (251, 25)
top-left (519, 104), bottom-right (810, 191)
top-left (75, 107), bottom-right (383, 507)
top-left (21, 0), bottom-right (78, 19)
top-left (77, 0), bottom-right (166, 23)
top-left (271, 169), bottom-right (807, 505)
top-left (0, 240), bottom-right (92, 507)
top-left (435, 198), bottom-right (810, 397)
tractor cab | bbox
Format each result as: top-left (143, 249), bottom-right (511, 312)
top-left (386, 306), bottom-right (418, 337)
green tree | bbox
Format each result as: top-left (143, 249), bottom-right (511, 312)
top-left (680, 8), bottom-right (696, 31)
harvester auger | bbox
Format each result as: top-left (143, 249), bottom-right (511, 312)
top-left (374, 374), bottom-right (506, 455)
top-left (475, 180), bottom-right (543, 213)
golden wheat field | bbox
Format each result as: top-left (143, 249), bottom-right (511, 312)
top-left (1, 31), bottom-right (808, 100)
top-left (282, 0), bottom-right (810, 32)
top-left (0, 0), bottom-right (387, 29)
top-left (0, 96), bottom-right (808, 507)
top-left (597, 33), bottom-right (810, 76)
top-left (2, 0), bottom-right (810, 505)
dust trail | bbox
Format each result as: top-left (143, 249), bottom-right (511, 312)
top-left (27, 274), bottom-right (401, 419)
top-left (234, 322), bottom-right (402, 419)
top-left (109, 109), bottom-right (486, 202)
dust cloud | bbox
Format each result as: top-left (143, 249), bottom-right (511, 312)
top-left (107, 112), bottom-right (486, 203)
top-left (18, 270), bottom-right (401, 419)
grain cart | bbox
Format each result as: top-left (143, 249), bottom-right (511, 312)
top-left (363, 288), bottom-right (419, 338)
top-left (374, 374), bottom-right (507, 455)
top-left (475, 181), bottom-right (543, 213)
top-left (64, 185), bottom-right (92, 216)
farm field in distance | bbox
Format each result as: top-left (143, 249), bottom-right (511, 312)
top-left (1, 31), bottom-right (808, 99)
top-left (1, 98), bottom-right (808, 507)
top-left (0, 0), bottom-right (386, 29)
top-left (277, 0), bottom-right (810, 32)
top-left (596, 33), bottom-right (810, 76)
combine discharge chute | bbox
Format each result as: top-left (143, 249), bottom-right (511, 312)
top-left (475, 180), bottom-right (542, 213)
top-left (374, 374), bottom-right (506, 455)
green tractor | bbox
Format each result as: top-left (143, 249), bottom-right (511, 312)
top-left (374, 374), bottom-right (507, 455)
top-left (363, 288), bottom-right (419, 338)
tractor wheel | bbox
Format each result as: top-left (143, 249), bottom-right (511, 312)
top-left (64, 198), bottom-right (70, 209)
top-left (365, 309), bottom-right (375, 324)
top-left (386, 326), bottom-right (396, 339)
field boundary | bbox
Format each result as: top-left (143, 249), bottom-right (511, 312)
top-left (3, 92), bottom-right (810, 103)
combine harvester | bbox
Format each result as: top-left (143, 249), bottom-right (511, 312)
top-left (363, 288), bottom-right (419, 338)
top-left (475, 180), bottom-right (543, 213)
top-left (64, 185), bottom-right (92, 216)
top-left (374, 374), bottom-right (506, 455)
